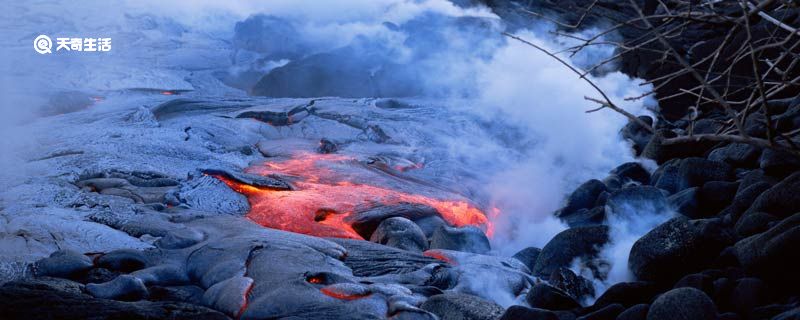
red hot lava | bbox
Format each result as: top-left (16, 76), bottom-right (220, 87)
top-left (216, 152), bottom-right (494, 239)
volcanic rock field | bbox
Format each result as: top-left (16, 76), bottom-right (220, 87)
top-left (1, 1), bottom-right (799, 320)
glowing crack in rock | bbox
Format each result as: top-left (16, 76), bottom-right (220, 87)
top-left (215, 152), bottom-right (494, 239)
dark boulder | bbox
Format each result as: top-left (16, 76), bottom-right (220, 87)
top-left (673, 273), bottom-right (714, 296)
top-left (611, 162), bottom-right (651, 185)
top-left (759, 149), bottom-right (800, 176)
top-left (499, 306), bottom-right (558, 320)
top-left (616, 304), bottom-right (648, 320)
top-left (652, 158), bottom-right (733, 194)
top-left (420, 293), bottom-right (504, 320)
top-left (744, 172), bottom-right (800, 218)
top-left (576, 303), bottom-right (624, 320)
top-left (621, 116), bottom-right (654, 156)
top-left (512, 247), bottom-right (541, 272)
top-left (696, 181), bottom-right (739, 216)
top-left (737, 169), bottom-right (778, 192)
top-left (549, 268), bottom-right (595, 302)
top-left (526, 283), bottom-right (581, 310)
top-left (707, 143), bottom-right (761, 168)
top-left (33, 250), bottom-right (93, 279)
top-left (559, 180), bottom-right (608, 217)
top-left (668, 187), bottom-right (701, 219)
top-left (733, 212), bottom-right (800, 286)
top-left (605, 186), bottom-right (670, 219)
top-left (629, 217), bottom-right (734, 284)
top-left (646, 287), bottom-right (716, 320)
top-left (370, 217), bottom-right (428, 252)
top-left (561, 207), bottom-right (606, 227)
top-left (719, 181), bottom-right (771, 224)
top-left (734, 211), bottom-right (778, 238)
top-left (593, 281), bottom-right (659, 308)
top-left (429, 225), bottom-right (490, 254)
top-left (533, 225), bottom-right (609, 277)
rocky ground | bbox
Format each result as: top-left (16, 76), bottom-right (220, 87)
top-left (2, 1), bottom-right (799, 320)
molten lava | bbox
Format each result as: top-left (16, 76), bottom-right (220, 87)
top-left (320, 286), bottom-right (372, 300)
top-left (215, 152), bottom-right (493, 239)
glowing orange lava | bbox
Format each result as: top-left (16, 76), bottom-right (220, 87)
top-left (320, 286), bottom-right (372, 300)
top-left (215, 152), bottom-right (493, 239)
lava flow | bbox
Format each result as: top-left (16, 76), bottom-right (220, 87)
top-left (215, 152), bottom-right (493, 239)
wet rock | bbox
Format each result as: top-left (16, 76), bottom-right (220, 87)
top-left (85, 274), bottom-right (148, 301)
top-left (668, 187), bottom-right (700, 218)
top-left (652, 158), bottom-right (733, 194)
top-left (605, 186), bottom-right (670, 219)
top-left (533, 225), bottom-right (609, 278)
top-left (512, 247), bottom-right (541, 272)
top-left (621, 116), bottom-right (654, 156)
top-left (611, 162), bottom-right (651, 185)
top-left (629, 217), bottom-right (734, 283)
top-left (577, 303), bottom-right (624, 320)
top-left (646, 287), bottom-right (716, 320)
top-left (526, 283), bottom-right (581, 310)
top-left (421, 293), bottom-right (504, 320)
top-left (370, 217), bottom-right (428, 252)
top-left (558, 180), bottom-right (608, 217)
top-left (429, 225), bottom-right (490, 254)
top-left (673, 273), bottom-right (714, 296)
top-left (759, 149), bottom-right (800, 176)
top-left (744, 172), bottom-right (800, 218)
top-left (696, 181), bottom-right (738, 216)
top-left (616, 304), bottom-right (649, 320)
top-left (708, 143), bottom-right (760, 168)
top-left (719, 181), bottom-right (771, 223)
top-left (733, 212), bottom-right (800, 285)
top-left (499, 306), bottom-right (558, 320)
top-left (96, 249), bottom-right (149, 273)
top-left (734, 211), bottom-right (778, 238)
top-left (561, 207), bottom-right (606, 227)
top-left (549, 268), bottom-right (595, 302)
top-left (33, 250), bottom-right (93, 279)
top-left (593, 281), bottom-right (659, 308)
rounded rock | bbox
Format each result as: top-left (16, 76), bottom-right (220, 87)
top-left (646, 287), bottom-right (716, 320)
